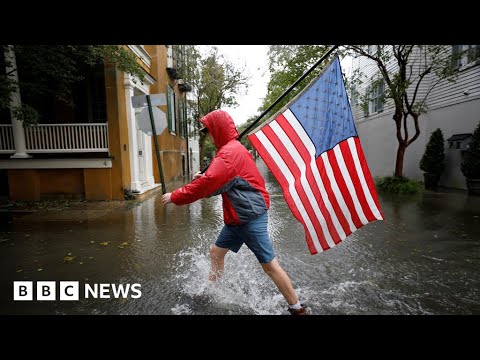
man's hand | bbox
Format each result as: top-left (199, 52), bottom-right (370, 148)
top-left (193, 171), bottom-right (203, 180)
top-left (162, 192), bottom-right (172, 205)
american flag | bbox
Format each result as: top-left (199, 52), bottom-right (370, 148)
top-left (248, 57), bottom-right (384, 254)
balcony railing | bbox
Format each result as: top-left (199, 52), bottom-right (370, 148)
top-left (0, 123), bottom-right (109, 154)
top-left (0, 125), bottom-right (15, 153)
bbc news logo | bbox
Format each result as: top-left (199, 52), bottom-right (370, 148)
top-left (13, 281), bottom-right (142, 301)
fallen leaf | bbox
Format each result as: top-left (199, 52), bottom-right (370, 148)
top-left (100, 241), bottom-right (109, 246)
top-left (63, 256), bottom-right (76, 263)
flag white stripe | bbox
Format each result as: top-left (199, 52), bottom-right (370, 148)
top-left (333, 145), bottom-right (369, 225)
top-left (284, 109), bottom-right (356, 234)
top-left (347, 138), bottom-right (383, 220)
top-left (256, 131), bottom-right (324, 253)
top-left (320, 152), bottom-right (357, 233)
top-left (270, 122), bottom-right (337, 248)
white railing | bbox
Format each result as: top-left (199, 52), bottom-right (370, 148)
top-left (0, 124), bottom-right (15, 153)
top-left (25, 123), bottom-right (109, 153)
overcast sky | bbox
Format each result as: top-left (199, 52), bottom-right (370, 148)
top-left (204, 45), bottom-right (270, 127)
top-left (199, 45), bottom-right (351, 127)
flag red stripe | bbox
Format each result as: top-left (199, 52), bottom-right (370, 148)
top-left (339, 140), bottom-right (376, 222)
top-left (327, 149), bottom-right (364, 229)
top-left (248, 132), bottom-right (318, 254)
top-left (276, 115), bottom-right (346, 243)
top-left (316, 155), bottom-right (353, 238)
top-left (354, 137), bottom-right (384, 219)
top-left (261, 125), bottom-right (331, 250)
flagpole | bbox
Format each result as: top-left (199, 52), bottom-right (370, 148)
top-left (200, 44), bottom-right (339, 174)
top-left (237, 44), bottom-right (339, 141)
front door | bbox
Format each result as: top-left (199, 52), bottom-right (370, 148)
top-left (137, 128), bottom-right (146, 186)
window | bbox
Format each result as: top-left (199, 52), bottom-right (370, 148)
top-left (166, 85), bottom-right (176, 134)
top-left (451, 45), bottom-right (462, 69)
top-left (365, 80), bottom-right (384, 115)
top-left (467, 45), bottom-right (480, 63)
top-left (349, 85), bottom-right (359, 105)
top-left (178, 98), bottom-right (186, 138)
top-left (167, 46), bottom-right (173, 69)
top-left (368, 45), bottom-right (377, 55)
top-left (452, 45), bottom-right (480, 68)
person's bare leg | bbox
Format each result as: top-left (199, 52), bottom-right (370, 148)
top-left (209, 245), bottom-right (229, 282)
top-left (261, 258), bottom-right (298, 305)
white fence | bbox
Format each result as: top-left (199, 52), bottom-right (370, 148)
top-left (0, 123), bottom-right (109, 153)
top-left (0, 125), bottom-right (15, 153)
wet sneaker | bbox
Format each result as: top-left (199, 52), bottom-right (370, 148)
top-left (288, 303), bottom-right (309, 315)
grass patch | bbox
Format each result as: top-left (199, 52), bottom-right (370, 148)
top-left (375, 176), bottom-right (423, 195)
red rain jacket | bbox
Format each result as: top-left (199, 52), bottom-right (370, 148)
top-left (171, 110), bottom-right (270, 225)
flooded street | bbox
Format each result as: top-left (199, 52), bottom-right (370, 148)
top-left (0, 160), bottom-right (479, 315)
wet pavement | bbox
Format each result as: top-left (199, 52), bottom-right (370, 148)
top-left (0, 160), bottom-right (479, 315)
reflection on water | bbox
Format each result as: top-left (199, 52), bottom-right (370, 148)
top-left (0, 161), bottom-right (479, 315)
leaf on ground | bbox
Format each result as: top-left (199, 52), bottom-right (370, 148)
top-left (100, 241), bottom-right (109, 246)
top-left (63, 255), bottom-right (76, 263)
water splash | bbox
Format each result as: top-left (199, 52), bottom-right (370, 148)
top-left (171, 242), bottom-right (296, 315)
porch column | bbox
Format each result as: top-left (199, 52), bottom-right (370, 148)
top-left (124, 74), bottom-right (141, 192)
top-left (4, 45), bottom-right (30, 158)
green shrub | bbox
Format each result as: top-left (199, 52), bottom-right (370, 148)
top-left (461, 121), bottom-right (480, 179)
top-left (375, 176), bottom-right (422, 195)
top-left (420, 128), bottom-right (445, 176)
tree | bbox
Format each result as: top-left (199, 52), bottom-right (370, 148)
top-left (185, 46), bottom-right (249, 162)
top-left (461, 121), bottom-right (480, 179)
top-left (237, 115), bottom-right (257, 151)
top-left (1, 45), bottom-right (145, 126)
top-left (419, 128), bottom-right (445, 188)
top-left (346, 45), bottom-right (460, 177)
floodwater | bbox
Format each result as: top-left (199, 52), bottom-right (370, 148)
top-left (0, 160), bottom-right (479, 315)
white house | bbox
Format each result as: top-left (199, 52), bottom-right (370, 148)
top-left (186, 91), bottom-right (200, 177)
top-left (349, 45), bottom-right (480, 190)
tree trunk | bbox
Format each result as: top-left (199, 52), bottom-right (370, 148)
top-left (395, 142), bottom-right (407, 177)
top-left (199, 135), bottom-right (206, 170)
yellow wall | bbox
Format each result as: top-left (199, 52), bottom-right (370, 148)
top-left (84, 169), bottom-right (113, 200)
top-left (104, 62), bottom-right (131, 200)
top-left (148, 45), bottom-right (188, 185)
top-left (8, 168), bottom-right (114, 201)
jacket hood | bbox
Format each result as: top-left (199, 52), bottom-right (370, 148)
top-left (200, 110), bottom-right (239, 149)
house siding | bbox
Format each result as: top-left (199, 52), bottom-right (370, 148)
top-left (351, 46), bottom-right (480, 190)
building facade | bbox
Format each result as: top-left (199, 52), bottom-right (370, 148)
top-left (0, 45), bottom-right (192, 201)
top-left (349, 45), bottom-right (480, 189)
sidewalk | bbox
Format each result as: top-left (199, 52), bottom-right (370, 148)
top-left (0, 177), bottom-right (187, 223)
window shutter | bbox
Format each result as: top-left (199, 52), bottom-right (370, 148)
top-left (166, 85), bottom-right (172, 131)
top-left (178, 99), bottom-right (184, 137)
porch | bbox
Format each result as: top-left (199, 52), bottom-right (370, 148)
top-left (0, 123), bottom-right (113, 201)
